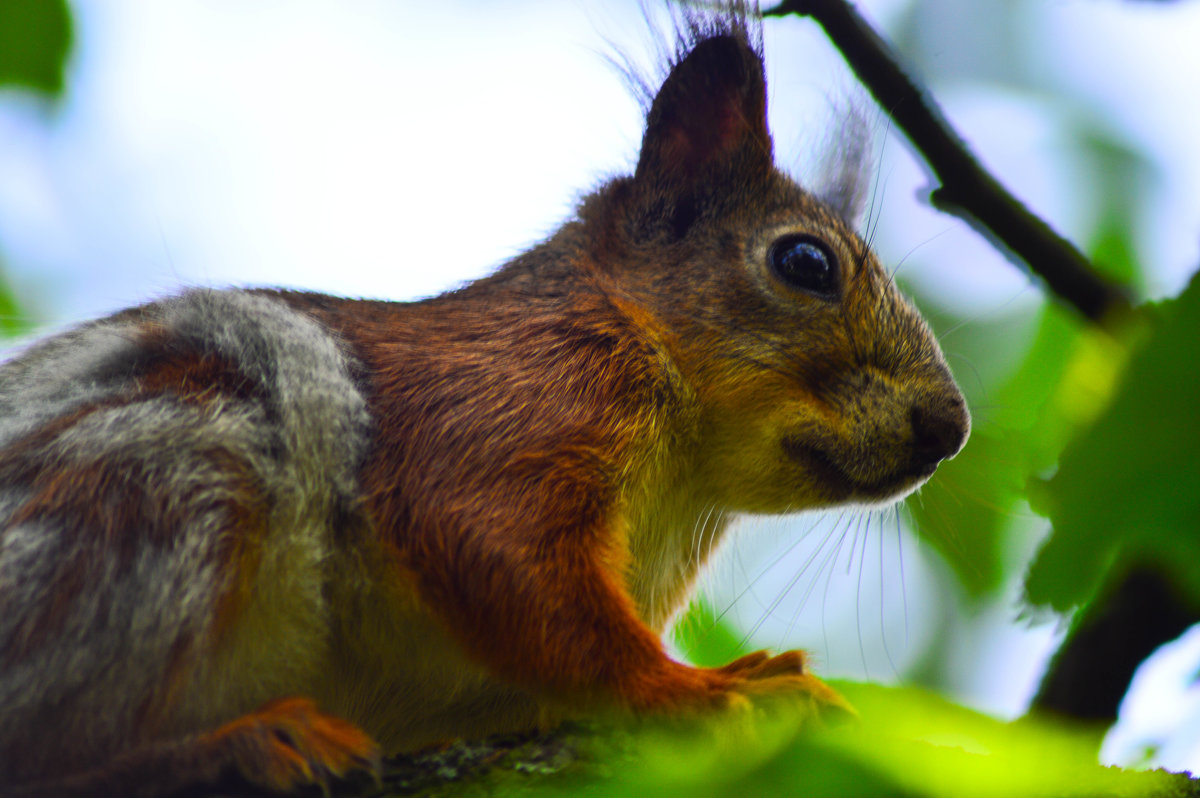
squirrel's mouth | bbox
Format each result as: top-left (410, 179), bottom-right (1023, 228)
top-left (781, 438), bottom-right (937, 503)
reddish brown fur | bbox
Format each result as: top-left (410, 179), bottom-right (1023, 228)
top-left (299, 290), bottom-right (680, 704)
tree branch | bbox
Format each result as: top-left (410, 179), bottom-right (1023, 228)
top-left (764, 0), bottom-right (1133, 323)
top-left (1033, 565), bottom-right (1200, 723)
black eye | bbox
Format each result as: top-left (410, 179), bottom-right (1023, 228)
top-left (768, 235), bottom-right (839, 298)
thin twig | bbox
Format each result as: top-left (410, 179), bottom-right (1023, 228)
top-left (764, 0), bottom-right (1133, 323)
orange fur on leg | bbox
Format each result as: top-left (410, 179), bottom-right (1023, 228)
top-left (201, 697), bottom-right (381, 792)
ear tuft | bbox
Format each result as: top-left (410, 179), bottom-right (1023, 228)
top-left (814, 98), bottom-right (875, 227)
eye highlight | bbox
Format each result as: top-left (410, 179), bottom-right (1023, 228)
top-left (768, 234), bottom-right (839, 299)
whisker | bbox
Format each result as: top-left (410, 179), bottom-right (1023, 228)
top-left (890, 228), bottom-right (953, 282)
top-left (691, 513), bottom-right (829, 657)
top-left (819, 513), bottom-right (856, 667)
top-left (778, 512), bottom-right (849, 644)
top-left (877, 508), bottom-right (900, 677)
top-left (690, 502), bottom-right (719, 567)
top-left (735, 517), bottom-right (837, 649)
top-left (862, 109), bottom-right (891, 252)
top-left (855, 512), bottom-right (872, 679)
top-left (845, 511), bottom-right (866, 576)
top-left (937, 283), bottom-right (1039, 342)
top-left (896, 506), bottom-right (910, 647)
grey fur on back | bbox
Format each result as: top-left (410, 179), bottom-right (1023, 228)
top-left (0, 289), bottom-right (372, 781)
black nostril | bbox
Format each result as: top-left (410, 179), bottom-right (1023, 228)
top-left (910, 398), bottom-right (970, 466)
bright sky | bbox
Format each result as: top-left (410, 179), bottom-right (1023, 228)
top-left (2, 0), bottom-right (1200, 772)
top-left (0, 0), bottom-right (1024, 325)
top-left (4, 1), bottom-right (1199, 324)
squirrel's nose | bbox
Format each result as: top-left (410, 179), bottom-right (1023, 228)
top-left (910, 395), bottom-right (970, 466)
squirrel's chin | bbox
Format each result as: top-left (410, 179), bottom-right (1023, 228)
top-left (850, 469), bottom-right (935, 508)
top-left (842, 467), bottom-right (937, 508)
top-left (782, 438), bottom-right (939, 506)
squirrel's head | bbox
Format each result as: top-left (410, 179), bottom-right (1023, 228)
top-left (584, 11), bottom-right (969, 512)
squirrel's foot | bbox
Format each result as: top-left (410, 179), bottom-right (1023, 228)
top-left (627, 652), bottom-right (854, 729)
top-left (715, 649), bottom-right (810, 680)
top-left (720, 649), bottom-right (855, 725)
top-left (716, 648), bottom-right (853, 721)
top-left (734, 670), bottom-right (856, 726)
top-left (203, 697), bottom-right (382, 793)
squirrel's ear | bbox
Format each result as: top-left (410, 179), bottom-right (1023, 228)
top-left (634, 34), bottom-right (772, 188)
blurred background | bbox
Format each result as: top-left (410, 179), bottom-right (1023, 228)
top-left (2, 0), bottom-right (1198, 775)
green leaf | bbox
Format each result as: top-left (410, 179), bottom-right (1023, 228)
top-left (0, 0), bottom-right (72, 97)
top-left (1027, 271), bottom-right (1200, 611)
top-left (0, 266), bottom-right (34, 339)
top-left (816, 682), bottom-right (1186, 798)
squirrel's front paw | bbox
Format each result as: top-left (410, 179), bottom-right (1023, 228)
top-left (627, 655), bottom-right (853, 728)
top-left (708, 648), bottom-right (854, 724)
top-left (715, 649), bottom-right (809, 680)
top-left (733, 668), bottom-right (856, 726)
top-left (203, 697), bottom-right (381, 793)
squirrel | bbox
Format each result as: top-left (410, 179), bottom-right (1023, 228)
top-left (0, 4), bottom-right (969, 796)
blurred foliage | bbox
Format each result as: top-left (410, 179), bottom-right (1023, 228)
top-left (0, 0), bottom-right (70, 339)
top-left (0, 0), bottom-right (72, 97)
top-left (907, 301), bottom-right (1083, 596)
top-left (885, 55), bottom-right (1192, 620)
top-left (0, 267), bottom-right (33, 339)
top-left (888, 91), bottom-right (1200, 677)
top-left (1027, 274), bottom-right (1200, 611)
top-left (362, 684), bottom-right (1195, 797)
